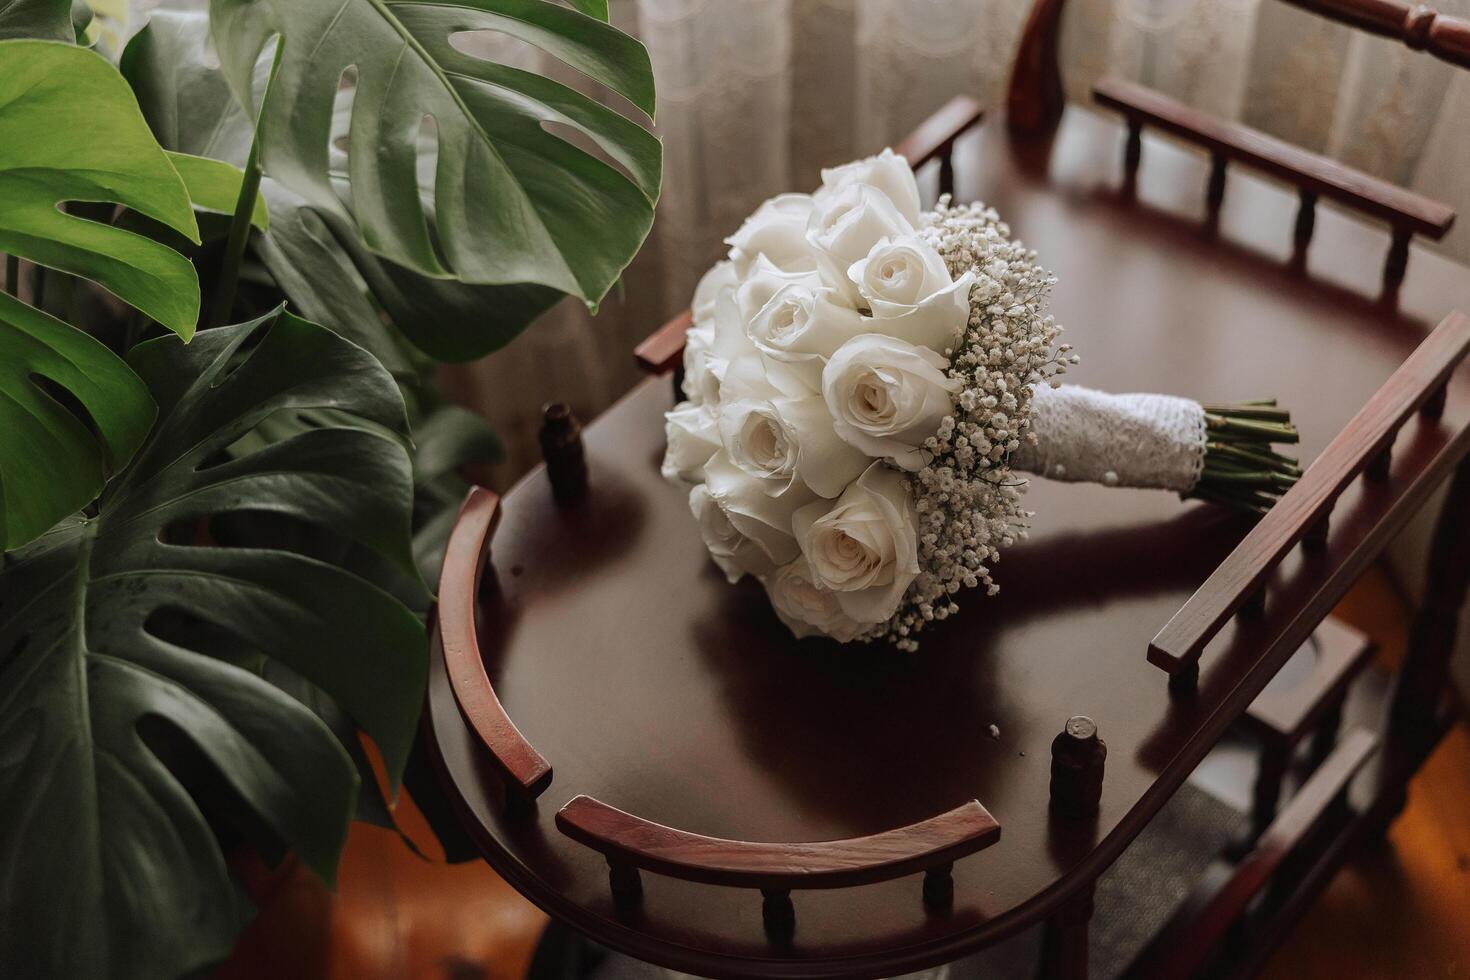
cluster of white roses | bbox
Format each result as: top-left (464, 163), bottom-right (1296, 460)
top-left (663, 150), bottom-right (1072, 647)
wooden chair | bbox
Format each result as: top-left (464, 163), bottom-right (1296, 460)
top-left (425, 4), bottom-right (1470, 977)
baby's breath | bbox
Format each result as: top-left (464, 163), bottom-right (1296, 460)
top-left (875, 198), bottom-right (1071, 650)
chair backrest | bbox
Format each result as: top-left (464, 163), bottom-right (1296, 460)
top-left (1008, 0), bottom-right (1470, 136)
top-left (1009, 0), bottom-right (1465, 298)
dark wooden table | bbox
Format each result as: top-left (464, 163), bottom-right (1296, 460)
top-left (425, 103), bottom-right (1470, 979)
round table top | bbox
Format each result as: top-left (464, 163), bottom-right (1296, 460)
top-left (426, 107), bottom-right (1470, 978)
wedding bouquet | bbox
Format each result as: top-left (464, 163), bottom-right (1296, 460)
top-left (662, 150), bottom-right (1299, 648)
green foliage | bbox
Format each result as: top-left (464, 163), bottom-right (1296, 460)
top-left (0, 4), bottom-right (662, 977)
top-left (0, 0), bottom-right (71, 40)
top-left (208, 0), bottom-right (660, 306)
top-left (0, 39), bottom-right (205, 547)
top-left (168, 151), bottom-right (271, 230)
top-left (0, 291), bottom-right (155, 548)
top-left (0, 40), bottom-right (201, 337)
top-left (0, 308), bottom-right (425, 980)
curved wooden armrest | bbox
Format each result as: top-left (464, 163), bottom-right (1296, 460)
top-left (634, 98), bottom-right (985, 375)
top-left (894, 95), bottom-right (986, 170)
top-left (556, 795), bottom-right (1000, 891)
top-left (1149, 311), bottom-right (1470, 680)
top-left (435, 486), bottom-right (552, 798)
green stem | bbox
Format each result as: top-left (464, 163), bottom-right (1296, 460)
top-left (4, 254), bottom-right (17, 297)
top-left (1194, 402), bottom-right (1303, 514)
top-left (208, 43), bottom-right (282, 330)
top-left (207, 144), bottom-right (262, 329)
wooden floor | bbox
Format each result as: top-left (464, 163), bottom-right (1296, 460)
top-left (214, 567), bottom-right (1468, 980)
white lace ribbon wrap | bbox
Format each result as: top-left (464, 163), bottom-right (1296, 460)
top-left (1012, 384), bottom-right (1207, 493)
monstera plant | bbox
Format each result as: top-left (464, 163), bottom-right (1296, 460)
top-left (0, 1), bottom-right (660, 977)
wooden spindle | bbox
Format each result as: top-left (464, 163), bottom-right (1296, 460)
top-left (1366, 443), bottom-right (1393, 481)
top-left (923, 863), bottom-right (955, 909)
top-left (1241, 588), bottom-right (1267, 617)
top-left (1168, 658), bottom-right (1200, 697)
top-left (1302, 505), bottom-right (1331, 550)
top-left (939, 152), bottom-right (955, 198)
top-left (1294, 188), bottom-right (1319, 259)
top-left (1038, 885), bottom-right (1095, 980)
top-left (1123, 118), bottom-right (1143, 187)
top-left (608, 859), bottom-right (642, 906)
top-left (1421, 382), bottom-right (1448, 419)
top-left (761, 888), bottom-right (795, 938)
top-left (1206, 151), bottom-right (1228, 218)
top-left (1309, 699), bottom-right (1345, 768)
top-left (1384, 227), bottom-right (1412, 293)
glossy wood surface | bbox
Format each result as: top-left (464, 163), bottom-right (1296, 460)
top-left (426, 108), bottom-right (1470, 978)
top-left (556, 797), bottom-right (999, 891)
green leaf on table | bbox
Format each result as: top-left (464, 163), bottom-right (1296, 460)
top-left (0, 290), bottom-right (155, 549)
top-left (0, 0), bottom-right (72, 40)
top-left (167, 151), bottom-right (270, 230)
top-left (208, 0), bottom-right (661, 309)
top-left (0, 308), bottom-right (426, 980)
top-left (0, 39), bottom-right (201, 337)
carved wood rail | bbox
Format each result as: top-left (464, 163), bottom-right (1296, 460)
top-left (435, 486), bottom-right (553, 798)
top-left (1007, 0), bottom-right (1470, 140)
top-left (1149, 311), bottom-right (1470, 686)
top-left (1092, 77), bottom-right (1456, 293)
top-left (555, 794), bottom-right (1001, 935)
top-left (1280, 0), bottom-right (1470, 69)
top-left (633, 97), bottom-right (986, 379)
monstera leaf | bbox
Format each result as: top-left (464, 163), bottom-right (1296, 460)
top-left (124, 10), bottom-right (567, 364)
top-left (0, 40), bottom-right (200, 335)
top-left (208, 0), bottom-right (660, 308)
top-left (0, 39), bottom-right (207, 548)
top-left (0, 308), bottom-right (426, 980)
top-left (0, 0), bottom-right (71, 39)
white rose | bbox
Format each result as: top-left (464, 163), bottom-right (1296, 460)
top-left (848, 236), bottom-right (976, 354)
top-left (734, 258), bottom-right (822, 323)
top-left (807, 183), bottom-right (915, 269)
top-left (745, 283), bottom-right (868, 391)
top-left (726, 193), bottom-right (820, 276)
top-left (689, 484), bottom-right (776, 583)
top-left (718, 395), bottom-right (870, 499)
top-left (762, 558), bottom-right (870, 643)
top-left (818, 148), bottom-right (922, 226)
top-left (661, 401), bottom-right (721, 486)
top-left (792, 462), bottom-right (920, 624)
top-left (692, 260), bottom-right (738, 322)
top-left (703, 451), bottom-right (814, 575)
top-left (683, 288), bottom-right (756, 406)
top-left (822, 334), bottom-right (960, 471)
